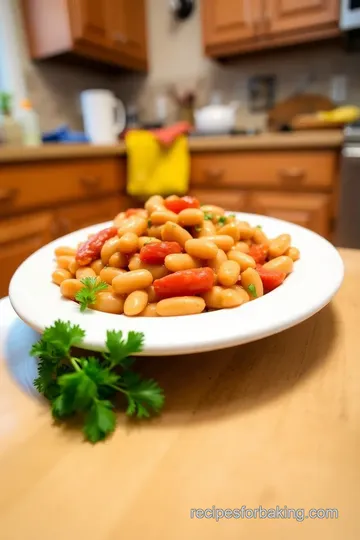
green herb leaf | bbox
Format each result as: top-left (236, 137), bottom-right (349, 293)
top-left (256, 225), bottom-right (262, 229)
top-left (121, 373), bottom-right (165, 419)
top-left (83, 399), bottom-right (116, 443)
top-left (228, 213), bottom-right (236, 218)
top-left (75, 277), bottom-right (108, 312)
top-left (248, 284), bottom-right (257, 298)
top-left (148, 219), bottom-right (152, 228)
top-left (105, 330), bottom-right (144, 367)
top-left (218, 216), bottom-right (227, 226)
top-left (204, 212), bottom-right (213, 221)
top-left (194, 225), bottom-right (202, 233)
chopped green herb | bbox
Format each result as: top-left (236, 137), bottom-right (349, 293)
top-left (148, 219), bottom-right (152, 228)
top-left (248, 284), bottom-right (257, 298)
top-left (31, 321), bottom-right (164, 443)
top-left (256, 225), bottom-right (262, 229)
top-left (194, 225), bottom-right (202, 232)
top-left (228, 214), bottom-right (236, 218)
top-left (204, 212), bottom-right (213, 221)
top-left (218, 216), bottom-right (227, 226)
top-left (75, 277), bottom-right (108, 312)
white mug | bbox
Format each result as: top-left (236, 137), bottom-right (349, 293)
top-left (80, 89), bottom-right (126, 145)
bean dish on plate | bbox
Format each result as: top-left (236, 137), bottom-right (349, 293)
top-left (52, 194), bottom-right (300, 317)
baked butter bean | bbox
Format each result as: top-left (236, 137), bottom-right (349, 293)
top-left (109, 252), bottom-right (128, 268)
top-left (69, 259), bottom-right (80, 275)
top-left (118, 215), bottom-right (147, 237)
top-left (124, 290), bottom-right (148, 316)
top-left (207, 249), bottom-right (227, 273)
top-left (286, 247), bottom-right (300, 262)
top-left (52, 268), bottom-right (72, 285)
top-left (147, 225), bottom-right (163, 239)
top-left (100, 266), bottom-right (126, 284)
top-left (198, 219), bottom-right (216, 237)
top-left (118, 232), bottom-right (139, 253)
top-left (112, 269), bottom-right (153, 295)
top-left (165, 253), bottom-right (201, 272)
top-left (201, 204), bottom-right (225, 216)
top-left (55, 246), bottom-right (76, 257)
top-left (205, 235), bottom-right (234, 251)
top-left (151, 209), bottom-right (179, 225)
top-left (76, 267), bottom-right (96, 280)
top-left (101, 237), bottom-right (122, 265)
top-left (145, 195), bottom-right (165, 213)
top-left (185, 238), bottom-right (218, 259)
top-left (218, 222), bottom-right (240, 242)
top-left (178, 208), bottom-right (204, 227)
top-left (161, 221), bottom-right (192, 247)
top-left (221, 287), bottom-right (248, 308)
top-left (268, 234), bottom-right (291, 258)
top-left (227, 250), bottom-right (256, 271)
top-left (202, 286), bottom-right (223, 309)
top-left (218, 260), bottom-right (240, 287)
top-left (263, 255), bottom-right (293, 274)
top-left (91, 259), bottom-right (104, 275)
top-left (241, 268), bottom-right (264, 299)
top-left (92, 291), bottom-right (124, 314)
top-left (156, 296), bottom-right (205, 317)
top-left (232, 241), bottom-right (250, 254)
top-left (57, 255), bottom-right (74, 270)
top-left (140, 303), bottom-right (158, 317)
top-left (60, 279), bottom-right (84, 300)
top-left (138, 236), bottom-right (161, 249)
top-left (128, 253), bottom-right (168, 279)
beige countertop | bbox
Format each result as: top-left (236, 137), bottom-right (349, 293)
top-left (0, 131), bottom-right (344, 163)
top-left (0, 247), bottom-right (359, 540)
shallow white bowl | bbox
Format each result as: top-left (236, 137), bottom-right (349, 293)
top-left (9, 213), bottom-right (344, 356)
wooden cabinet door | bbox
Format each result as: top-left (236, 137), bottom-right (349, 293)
top-left (202, 0), bottom-right (261, 46)
top-left (190, 189), bottom-right (249, 212)
top-left (107, 0), bottom-right (147, 67)
top-left (53, 196), bottom-right (129, 237)
top-left (0, 212), bottom-right (55, 298)
top-left (249, 192), bottom-right (331, 237)
top-left (266, 0), bottom-right (339, 35)
top-left (70, 0), bottom-right (109, 47)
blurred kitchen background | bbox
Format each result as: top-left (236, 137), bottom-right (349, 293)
top-left (1, 0), bottom-right (360, 296)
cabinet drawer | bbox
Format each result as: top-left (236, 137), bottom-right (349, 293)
top-left (0, 158), bottom-right (125, 215)
top-left (191, 151), bottom-right (336, 191)
top-left (190, 189), bottom-right (248, 212)
top-left (53, 196), bottom-right (130, 237)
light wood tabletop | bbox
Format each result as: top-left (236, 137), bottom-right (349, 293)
top-left (0, 248), bottom-right (359, 540)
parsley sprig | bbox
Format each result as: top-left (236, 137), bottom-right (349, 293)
top-left (248, 284), bottom-right (257, 298)
top-left (31, 321), bottom-right (164, 443)
top-left (75, 277), bottom-right (108, 312)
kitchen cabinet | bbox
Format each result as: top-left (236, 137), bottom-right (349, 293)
top-left (0, 212), bottom-right (55, 298)
top-left (201, 0), bottom-right (340, 57)
top-left (249, 192), bottom-right (331, 237)
top-left (23, 0), bottom-right (148, 70)
top-left (202, 0), bottom-right (261, 46)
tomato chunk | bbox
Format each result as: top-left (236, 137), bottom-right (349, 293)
top-left (140, 241), bottom-right (182, 265)
top-left (154, 268), bottom-right (214, 298)
top-left (256, 264), bottom-right (286, 292)
top-left (249, 244), bottom-right (268, 265)
top-left (76, 227), bottom-right (118, 266)
top-left (164, 196), bottom-right (200, 214)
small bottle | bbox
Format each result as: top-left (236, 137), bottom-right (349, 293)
top-left (0, 92), bottom-right (23, 146)
top-left (18, 99), bottom-right (42, 146)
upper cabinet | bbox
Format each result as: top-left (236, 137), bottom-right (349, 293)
top-left (201, 0), bottom-right (340, 58)
top-left (23, 0), bottom-right (148, 71)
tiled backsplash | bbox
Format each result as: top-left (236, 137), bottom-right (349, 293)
top-left (15, 0), bottom-right (360, 132)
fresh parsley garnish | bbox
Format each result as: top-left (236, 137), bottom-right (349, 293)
top-left (228, 214), bottom-right (236, 218)
top-left (248, 284), bottom-right (257, 298)
top-left (256, 225), bottom-right (262, 229)
top-left (31, 321), bottom-right (164, 443)
top-left (148, 219), bottom-right (152, 228)
top-left (204, 212), bottom-right (213, 221)
top-left (218, 216), bottom-right (227, 226)
top-left (75, 277), bottom-right (108, 312)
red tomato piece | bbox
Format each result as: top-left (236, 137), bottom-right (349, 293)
top-left (256, 264), bottom-right (286, 292)
top-left (76, 227), bottom-right (118, 266)
top-left (125, 208), bottom-right (141, 217)
top-left (164, 196), bottom-right (200, 214)
top-left (140, 241), bottom-right (182, 265)
top-left (154, 267), bottom-right (214, 298)
top-left (249, 244), bottom-right (268, 265)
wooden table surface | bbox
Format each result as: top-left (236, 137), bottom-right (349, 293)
top-left (0, 248), bottom-right (359, 540)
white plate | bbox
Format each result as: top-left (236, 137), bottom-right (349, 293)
top-left (9, 213), bottom-right (344, 356)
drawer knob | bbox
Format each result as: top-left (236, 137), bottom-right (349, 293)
top-left (279, 168), bottom-right (305, 182)
top-left (0, 187), bottom-right (17, 203)
top-left (80, 176), bottom-right (101, 189)
top-left (205, 168), bottom-right (225, 182)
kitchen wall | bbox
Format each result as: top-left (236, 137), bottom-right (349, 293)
top-left (10, 0), bottom-right (360, 132)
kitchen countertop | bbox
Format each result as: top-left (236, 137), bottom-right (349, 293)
top-left (0, 131), bottom-right (344, 163)
top-left (0, 247), bottom-right (359, 540)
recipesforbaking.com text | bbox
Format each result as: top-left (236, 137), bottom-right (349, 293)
top-left (190, 505), bottom-right (339, 522)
